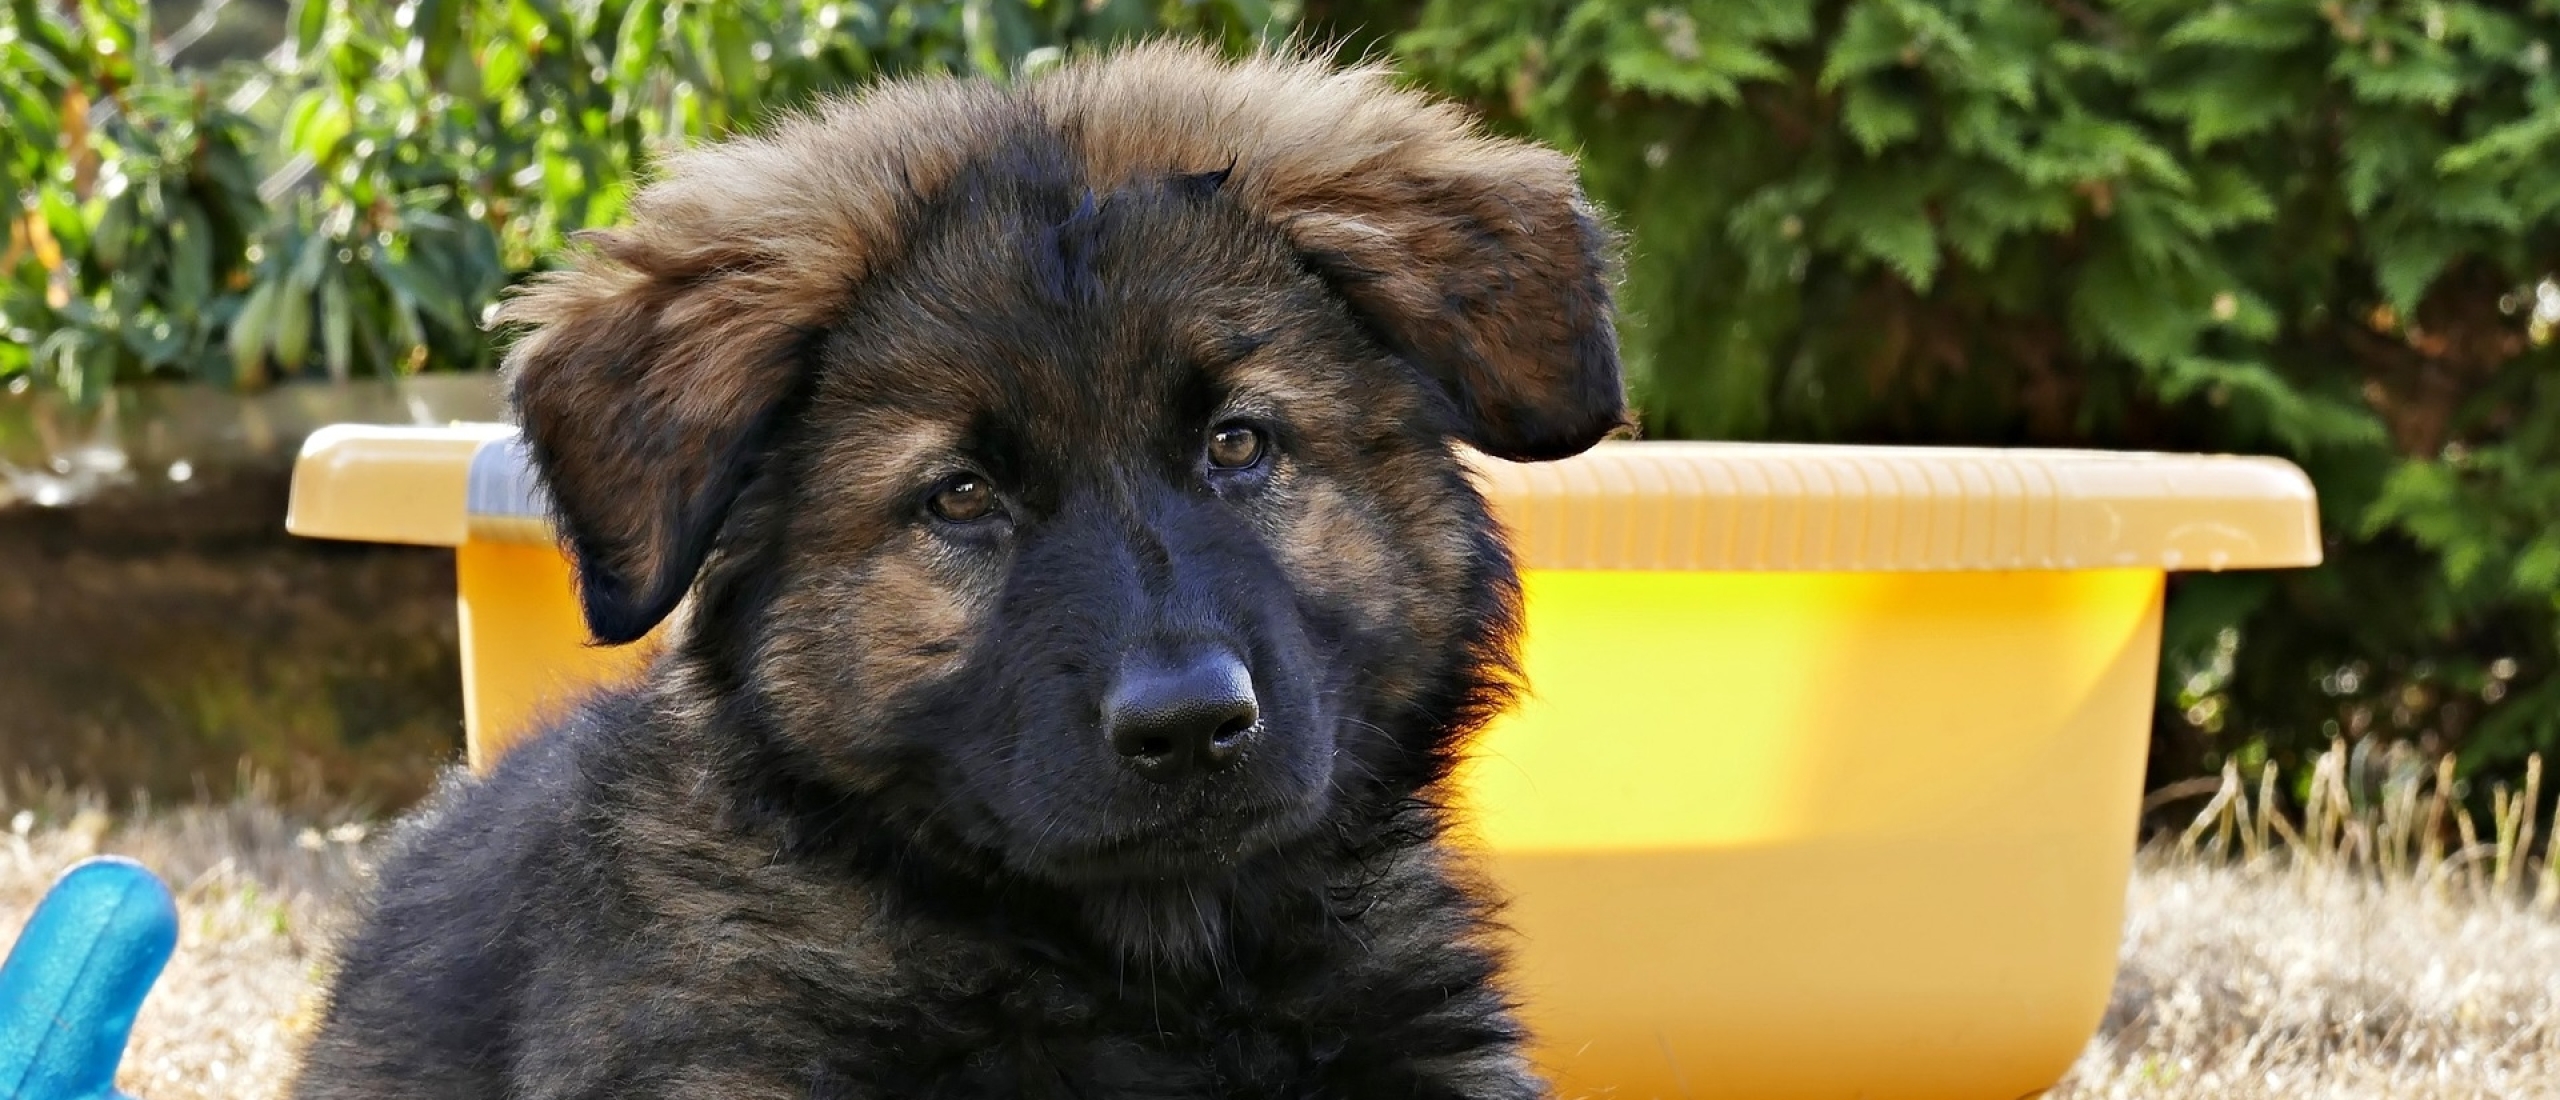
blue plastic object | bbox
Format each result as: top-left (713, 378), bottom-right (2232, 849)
top-left (0, 856), bottom-right (178, 1100)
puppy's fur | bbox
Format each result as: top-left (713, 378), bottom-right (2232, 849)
top-left (291, 41), bottom-right (1624, 1100)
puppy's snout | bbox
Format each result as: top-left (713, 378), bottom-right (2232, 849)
top-left (1105, 650), bottom-right (1260, 782)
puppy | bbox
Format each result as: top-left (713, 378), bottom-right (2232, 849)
top-left (290, 39), bottom-right (1624, 1100)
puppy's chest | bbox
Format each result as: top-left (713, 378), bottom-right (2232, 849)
top-left (825, 963), bottom-right (1364, 1099)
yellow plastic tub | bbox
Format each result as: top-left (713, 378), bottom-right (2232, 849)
top-left (287, 426), bottom-right (2321, 1100)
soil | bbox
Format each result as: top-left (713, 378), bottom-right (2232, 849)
top-left (0, 427), bottom-right (476, 815)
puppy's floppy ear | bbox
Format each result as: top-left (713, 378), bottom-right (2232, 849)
top-left (495, 86), bottom-right (986, 645)
top-left (495, 235), bottom-right (809, 647)
top-left (1274, 156), bottom-right (1627, 462)
top-left (1038, 42), bottom-right (1630, 463)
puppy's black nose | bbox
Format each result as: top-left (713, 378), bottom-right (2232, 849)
top-left (1105, 650), bottom-right (1259, 782)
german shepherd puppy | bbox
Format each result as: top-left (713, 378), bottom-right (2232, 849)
top-left (291, 40), bottom-right (1624, 1100)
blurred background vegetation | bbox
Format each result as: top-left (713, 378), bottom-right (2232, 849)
top-left (4, 0), bottom-right (2559, 811)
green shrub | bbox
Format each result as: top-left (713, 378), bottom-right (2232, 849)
top-left (1393, 0), bottom-right (2560, 788)
top-left (2, 0), bottom-right (1280, 396)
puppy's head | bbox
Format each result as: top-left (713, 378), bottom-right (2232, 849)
top-left (498, 42), bottom-right (1623, 892)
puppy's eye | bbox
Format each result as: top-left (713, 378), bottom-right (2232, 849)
top-left (927, 476), bottom-right (998, 523)
top-left (1205, 422), bottom-right (1267, 470)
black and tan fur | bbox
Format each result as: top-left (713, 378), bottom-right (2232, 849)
top-left (290, 39), bottom-right (1626, 1100)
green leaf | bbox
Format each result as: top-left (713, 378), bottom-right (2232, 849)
top-left (2360, 459), bottom-right (2455, 540)
top-left (77, 0), bottom-right (141, 74)
top-left (370, 251), bottom-right (467, 334)
top-left (2429, 172), bottom-right (2524, 230)
top-left (118, 307), bottom-right (186, 368)
top-left (1596, 10), bottom-right (1787, 106)
top-left (2140, 61), bottom-right (2306, 150)
top-left (2372, 225), bottom-right (2465, 316)
top-left (2210, 286), bottom-right (2282, 341)
top-left (228, 278), bottom-right (278, 385)
top-left (2183, 164), bottom-right (2278, 232)
top-left (483, 36), bottom-right (530, 103)
top-left (197, 140), bottom-right (264, 227)
top-left (1818, 1), bottom-right (1907, 90)
top-left (320, 273), bottom-right (354, 382)
top-left (168, 203), bottom-right (213, 310)
top-left (2341, 114), bottom-right (2437, 215)
top-left (288, 230), bottom-right (331, 294)
top-left (611, 0), bottom-right (662, 91)
top-left (2439, 109), bottom-right (2560, 175)
top-left (290, 0), bottom-right (329, 65)
top-left (2162, 3), bottom-right (2318, 51)
top-left (2071, 233), bottom-right (2203, 367)
top-left (1822, 167), bottom-right (1940, 289)
top-left (385, 288), bottom-right (428, 362)
top-left (710, 7), bottom-right (763, 99)
top-left (1839, 80), bottom-right (1922, 153)
top-left (2032, 113), bottom-right (2193, 191)
top-left (411, 0), bottom-right (458, 85)
top-left (2049, 40), bottom-right (2143, 81)
top-left (85, 188), bottom-right (128, 271)
top-left (2445, 4), bottom-right (2530, 53)
top-left (2333, 37), bottom-right (2468, 108)
top-left (8, 0), bottom-right (80, 65)
top-left (270, 282), bottom-right (313, 371)
top-left (284, 88), bottom-right (351, 159)
top-left (1, 80), bottom-right (62, 144)
top-left (2515, 534), bottom-right (2560, 594)
top-left (1939, 168), bottom-right (2072, 263)
top-left (1724, 171), bottom-right (1832, 291)
top-left (35, 186), bottom-right (86, 259)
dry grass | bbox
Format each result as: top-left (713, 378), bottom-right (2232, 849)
top-left (1, 776), bottom-right (372, 1100)
top-left (9, 745), bottom-right (2560, 1099)
top-left (2055, 852), bottom-right (2560, 1098)
top-left (2052, 743), bottom-right (2560, 1099)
